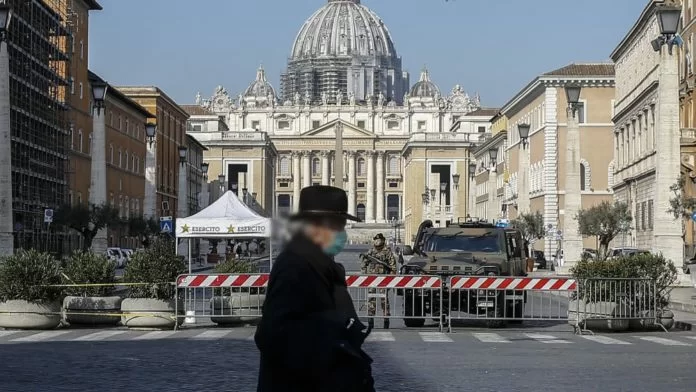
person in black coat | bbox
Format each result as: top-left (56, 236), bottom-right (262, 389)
top-left (255, 186), bottom-right (375, 392)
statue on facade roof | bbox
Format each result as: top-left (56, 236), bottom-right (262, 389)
top-left (195, 92), bottom-right (202, 106)
top-left (237, 94), bottom-right (244, 108)
top-left (348, 91), bottom-right (355, 106)
top-left (377, 92), bottom-right (385, 107)
top-left (336, 90), bottom-right (343, 105)
top-left (322, 91), bottom-right (328, 106)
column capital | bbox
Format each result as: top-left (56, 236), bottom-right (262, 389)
top-left (377, 151), bottom-right (386, 158)
top-left (319, 150), bottom-right (332, 158)
top-left (364, 150), bottom-right (376, 158)
top-left (301, 150), bottom-right (312, 157)
top-left (345, 150), bottom-right (356, 158)
top-left (291, 151), bottom-right (302, 158)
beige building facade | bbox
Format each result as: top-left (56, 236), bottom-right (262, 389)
top-left (500, 64), bottom-right (616, 261)
top-left (611, 0), bottom-right (684, 273)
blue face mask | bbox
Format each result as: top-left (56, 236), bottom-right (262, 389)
top-left (324, 230), bottom-right (348, 256)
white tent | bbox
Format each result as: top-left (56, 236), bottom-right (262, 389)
top-left (176, 190), bottom-right (271, 238)
top-left (175, 191), bottom-right (273, 272)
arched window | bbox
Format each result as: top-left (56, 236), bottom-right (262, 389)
top-left (580, 163), bottom-right (587, 191)
top-left (109, 144), bottom-right (114, 164)
top-left (279, 157), bottom-right (290, 176)
top-left (357, 158), bottom-right (366, 176)
top-left (87, 133), bottom-right (92, 155)
top-left (608, 160), bottom-right (615, 189)
top-left (125, 151), bottom-right (129, 170)
top-left (388, 156), bottom-right (399, 175)
top-left (78, 130), bottom-right (83, 153)
top-left (118, 149), bottom-right (122, 168)
top-left (312, 157), bottom-right (321, 176)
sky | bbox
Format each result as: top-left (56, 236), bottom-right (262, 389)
top-left (89, 0), bottom-right (643, 108)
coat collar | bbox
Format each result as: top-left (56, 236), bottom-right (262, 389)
top-left (286, 234), bottom-right (346, 288)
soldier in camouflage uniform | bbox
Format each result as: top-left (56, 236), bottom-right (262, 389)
top-left (361, 233), bottom-right (397, 329)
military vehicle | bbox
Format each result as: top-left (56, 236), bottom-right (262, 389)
top-left (399, 219), bottom-right (527, 328)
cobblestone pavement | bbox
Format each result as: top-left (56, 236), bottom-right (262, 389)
top-left (1, 326), bottom-right (695, 391)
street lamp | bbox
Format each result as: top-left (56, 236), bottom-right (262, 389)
top-left (421, 192), bottom-right (429, 204)
top-left (429, 188), bottom-right (436, 200)
top-left (201, 162), bottom-right (209, 180)
top-left (145, 123), bottom-right (156, 147)
top-left (468, 162), bottom-right (477, 179)
top-left (0, 5), bottom-right (13, 40)
top-left (91, 81), bottom-right (108, 115)
top-left (452, 173), bottom-right (460, 190)
top-left (218, 174), bottom-right (226, 193)
top-left (488, 147), bottom-right (498, 166)
top-left (178, 146), bottom-right (187, 166)
top-left (651, 6), bottom-right (682, 54)
top-left (517, 123), bottom-right (530, 148)
top-left (565, 84), bottom-right (582, 118)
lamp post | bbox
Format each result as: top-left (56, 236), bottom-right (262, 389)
top-left (487, 147), bottom-right (498, 223)
top-left (0, 5), bottom-right (13, 256)
top-left (517, 123), bottom-right (531, 214)
top-left (562, 84), bottom-right (583, 273)
top-left (88, 79), bottom-right (109, 254)
top-left (452, 173), bottom-right (460, 221)
top-left (218, 173), bottom-right (226, 194)
top-left (440, 182), bottom-right (447, 226)
top-left (177, 146), bottom-right (189, 224)
top-left (652, 4), bottom-right (686, 278)
top-left (199, 162), bottom-right (209, 210)
top-left (143, 123), bottom-right (158, 219)
top-left (468, 161), bottom-right (476, 219)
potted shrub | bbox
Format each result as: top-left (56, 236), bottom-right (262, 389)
top-left (210, 257), bottom-right (265, 326)
top-left (62, 251), bottom-right (121, 326)
top-left (0, 250), bottom-right (63, 329)
top-left (121, 238), bottom-right (186, 329)
top-left (569, 253), bottom-right (678, 331)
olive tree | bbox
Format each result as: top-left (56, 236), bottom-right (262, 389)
top-left (575, 201), bottom-right (632, 260)
top-left (54, 203), bottom-right (121, 251)
top-left (512, 211), bottom-right (545, 257)
top-left (667, 176), bottom-right (696, 248)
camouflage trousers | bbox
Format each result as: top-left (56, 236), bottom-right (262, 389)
top-left (367, 288), bottom-right (390, 316)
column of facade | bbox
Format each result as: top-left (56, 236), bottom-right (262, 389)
top-left (366, 151), bottom-right (375, 222)
top-left (321, 151), bottom-right (330, 186)
top-left (375, 151), bottom-right (385, 222)
top-left (302, 150), bottom-right (311, 188)
top-left (347, 151), bottom-right (357, 216)
top-left (292, 151), bottom-right (301, 210)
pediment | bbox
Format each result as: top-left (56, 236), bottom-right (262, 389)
top-left (302, 120), bottom-right (374, 138)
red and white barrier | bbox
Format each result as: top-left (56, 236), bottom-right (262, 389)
top-left (177, 274), bottom-right (269, 288)
top-left (345, 275), bottom-right (441, 288)
top-left (449, 276), bottom-right (577, 291)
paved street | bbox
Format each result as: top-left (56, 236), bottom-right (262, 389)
top-left (1, 325), bottom-right (695, 391)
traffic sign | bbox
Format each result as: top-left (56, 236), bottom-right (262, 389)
top-left (160, 216), bottom-right (173, 234)
top-left (44, 209), bottom-right (53, 223)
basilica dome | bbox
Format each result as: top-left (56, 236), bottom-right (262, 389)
top-left (409, 68), bottom-right (440, 99)
top-left (281, 0), bottom-right (406, 105)
top-left (290, 0), bottom-right (398, 61)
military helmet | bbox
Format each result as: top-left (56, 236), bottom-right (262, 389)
top-left (373, 233), bottom-right (385, 241)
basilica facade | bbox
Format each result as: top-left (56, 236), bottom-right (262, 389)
top-left (184, 0), bottom-right (496, 242)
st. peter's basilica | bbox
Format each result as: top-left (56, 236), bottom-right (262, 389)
top-left (184, 0), bottom-right (497, 242)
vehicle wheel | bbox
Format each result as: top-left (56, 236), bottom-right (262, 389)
top-left (404, 294), bottom-right (426, 328)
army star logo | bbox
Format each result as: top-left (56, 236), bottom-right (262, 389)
top-left (181, 224), bottom-right (190, 233)
top-left (227, 225), bottom-right (235, 233)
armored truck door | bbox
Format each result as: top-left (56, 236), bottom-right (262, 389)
top-left (413, 220), bottom-right (433, 255)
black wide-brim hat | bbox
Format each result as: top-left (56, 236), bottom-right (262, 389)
top-left (290, 185), bottom-right (361, 222)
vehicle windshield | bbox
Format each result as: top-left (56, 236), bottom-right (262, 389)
top-left (423, 233), bottom-right (501, 253)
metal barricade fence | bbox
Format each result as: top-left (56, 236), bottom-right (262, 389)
top-left (574, 277), bottom-right (661, 334)
top-left (345, 275), bottom-right (443, 331)
top-left (176, 274), bottom-right (269, 329)
top-left (447, 276), bottom-right (578, 332)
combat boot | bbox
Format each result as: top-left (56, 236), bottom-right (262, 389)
top-left (383, 319), bottom-right (390, 329)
